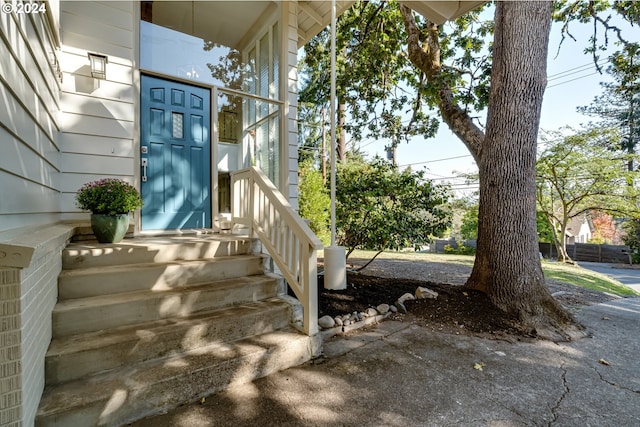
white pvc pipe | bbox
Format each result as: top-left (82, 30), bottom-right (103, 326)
top-left (324, 245), bottom-right (346, 290)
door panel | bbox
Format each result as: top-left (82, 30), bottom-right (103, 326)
top-left (141, 75), bottom-right (211, 229)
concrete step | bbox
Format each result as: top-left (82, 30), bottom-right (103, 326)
top-left (36, 329), bottom-right (314, 427)
top-left (52, 275), bottom-right (280, 337)
top-left (45, 298), bottom-right (292, 385)
top-left (62, 235), bottom-right (252, 269)
top-left (58, 255), bottom-right (265, 300)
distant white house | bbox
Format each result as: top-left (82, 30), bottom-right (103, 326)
top-left (0, 1), bottom-right (483, 425)
top-left (565, 214), bottom-right (594, 244)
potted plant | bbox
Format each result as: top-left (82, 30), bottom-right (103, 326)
top-left (76, 178), bottom-right (144, 243)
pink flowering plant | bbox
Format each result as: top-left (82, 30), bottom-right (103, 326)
top-left (76, 179), bottom-right (143, 215)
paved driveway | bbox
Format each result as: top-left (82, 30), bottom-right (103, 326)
top-left (579, 262), bottom-right (640, 292)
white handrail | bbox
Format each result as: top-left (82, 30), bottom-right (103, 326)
top-left (231, 167), bottom-right (323, 335)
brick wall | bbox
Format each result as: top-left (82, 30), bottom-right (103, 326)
top-left (0, 268), bottom-right (22, 427)
top-left (20, 242), bottom-right (66, 425)
top-left (0, 224), bottom-right (75, 426)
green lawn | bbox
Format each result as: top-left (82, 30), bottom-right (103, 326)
top-left (340, 249), bottom-right (476, 266)
top-left (542, 261), bottom-right (640, 297)
top-left (321, 249), bottom-right (640, 298)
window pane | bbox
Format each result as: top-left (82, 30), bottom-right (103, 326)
top-left (217, 93), bottom-right (242, 144)
top-left (259, 33), bottom-right (269, 100)
top-left (272, 21), bottom-right (279, 99)
top-left (172, 112), bottom-right (184, 139)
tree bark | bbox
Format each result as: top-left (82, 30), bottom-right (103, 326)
top-left (401, 2), bottom-right (583, 340)
top-left (468, 2), bottom-right (578, 339)
top-left (556, 219), bottom-right (572, 263)
top-left (550, 217), bottom-right (572, 263)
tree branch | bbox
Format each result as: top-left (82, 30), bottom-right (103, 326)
top-left (399, 3), bottom-right (485, 161)
top-left (355, 250), bottom-right (385, 271)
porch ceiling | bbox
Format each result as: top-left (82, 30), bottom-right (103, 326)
top-left (148, 1), bottom-right (273, 48)
top-left (297, 0), bottom-right (487, 48)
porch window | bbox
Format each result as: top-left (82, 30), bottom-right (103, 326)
top-left (244, 21), bottom-right (281, 185)
top-left (216, 91), bottom-right (281, 188)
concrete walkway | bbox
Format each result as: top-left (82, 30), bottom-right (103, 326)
top-left (580, 261), bottom-right (640, 293)
top-left (131, 298), bottom-right (640, 426)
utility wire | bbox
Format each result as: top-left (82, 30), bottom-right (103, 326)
top-left (548, 71), bottom-right (600, 89)
top-left (547, 59), bottom-right (608, 81)
top-left (398, 154), bottom-right (473, 168)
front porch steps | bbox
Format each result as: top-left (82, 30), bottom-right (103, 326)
top-left (35, 235), bottom-right (316, 427)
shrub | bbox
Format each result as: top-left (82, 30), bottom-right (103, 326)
top-left (337, 156), bottom-right (451, 262)
top-left (298, 160), bottom-right (330, 244)
top-left (444, 243), bottom-right (476, 255)
top-left (76, 179), bottom-right (143, 215)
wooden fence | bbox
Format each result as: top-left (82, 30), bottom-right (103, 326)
top-left (538, 242), bottom-right (631, 264)
top-left (433, 239), bottom-right (631, 264)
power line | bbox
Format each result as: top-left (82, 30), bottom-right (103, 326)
top-left (398, 154), bottom-right (474, 168)
top-left (547, 71), bottom-right (600, 89)
top-left (547, 59), bottom-right (607, 81)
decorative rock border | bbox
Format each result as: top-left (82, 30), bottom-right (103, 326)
top-left (318, 286), bottom-right (439, 338)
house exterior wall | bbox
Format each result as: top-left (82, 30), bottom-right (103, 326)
top-left (284, 2), bottom-right (299, 209)
top-left (0, 4), bottom-right (68, 425)
top-left (0, 2), bottom-right (62, 233)
top-left (58, 0), bottom-right (137, 221)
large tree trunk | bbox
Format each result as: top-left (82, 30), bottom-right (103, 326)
top-left (466, 2), bottom-right (578, 340)
top-left (401, 1), bottom-right (583, 341)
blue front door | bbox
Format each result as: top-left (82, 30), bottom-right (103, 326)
top-left (141, 75), bottom-right (211, 229)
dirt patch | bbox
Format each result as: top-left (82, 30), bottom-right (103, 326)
top-left (318, 258), bottom-right (621, 340)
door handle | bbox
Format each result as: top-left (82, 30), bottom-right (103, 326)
top-left (141, 158), bottom-right (148, 182)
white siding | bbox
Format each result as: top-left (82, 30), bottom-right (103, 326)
top-left (0, 6), bottom-right (62, 233)
top-left (58, 0), bottom-right (136, 220)
top-left (284, 2), bottom-right (300, 209)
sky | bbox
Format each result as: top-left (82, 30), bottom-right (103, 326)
top-left (358, 12), bottom-right (639, 197)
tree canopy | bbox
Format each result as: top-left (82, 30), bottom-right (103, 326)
top-left (536, 127), bottom-right (640, 261)
top-left (299, 0), bottom-right (491, 148)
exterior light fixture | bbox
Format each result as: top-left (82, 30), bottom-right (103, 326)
top-left (88, 53), bottom-right (108, 79)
